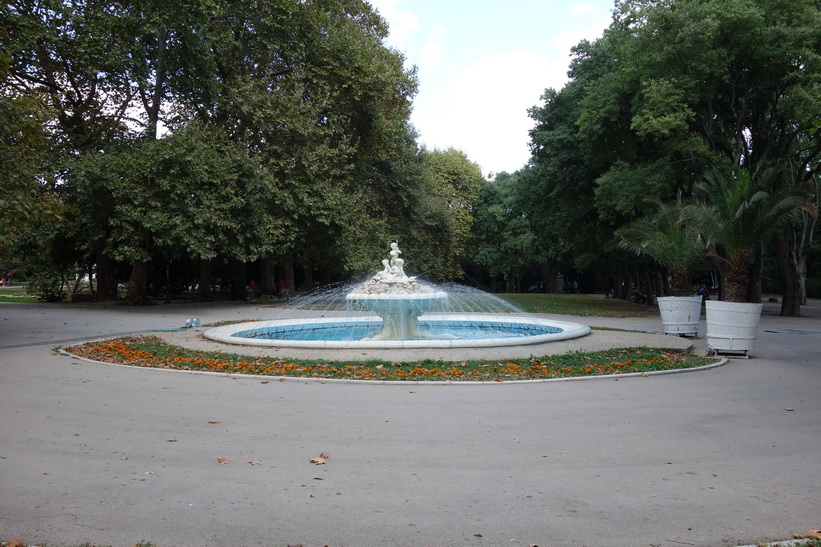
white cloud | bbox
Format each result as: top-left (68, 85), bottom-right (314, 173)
top-left (572, 3), bottom-right (596, 16)
top-left (417, 26), bottom-right (445, 72)
top-left (555, 13), bottom-right (612, 54)
top-left (370, 1), bottom-right (614, 175)
top-left (368, 0), bottom-right (419, 49)
top-left (413, 50), bottom-right (569, 176)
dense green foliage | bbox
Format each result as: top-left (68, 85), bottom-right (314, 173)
top-left (2, 0), bottom-right (818, 311)
top-left (516, 0), bottom-right (820, 313)
top-left (1, 0), bottom-right (484, 300)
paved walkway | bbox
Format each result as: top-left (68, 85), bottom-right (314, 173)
top-left (1, 297), bottom-right (819, 546)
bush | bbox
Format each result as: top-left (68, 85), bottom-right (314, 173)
top-left (26, 274), bottom-right (67, 302)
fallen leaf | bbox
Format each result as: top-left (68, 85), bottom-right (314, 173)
top-left (278, 378), bottom-right (286, 382)
top-left (261, 381), bottom-right (269, 384)
top-left (784, 407), bottom-right (795, 411)
top-left (794, 534), bottom-right (805, 539)
top-left (474, 533), bottom-right (483, 537)
top-left (375, 364), bottom-right (384, 370)
top-left (309, 452), bottom-right (329, 465)
top-left (217, 458), bottom-right (230, 465)
top-left (208, 420), bottom-right (222, 424)
top-left (808, 530), bottom-right (821, 539)
top-left (167, 439), bottom-right (177, 442)
top-left (313, 477), bottom-right (324, 480)
top-left (249, 460), bottom-right (262, 465)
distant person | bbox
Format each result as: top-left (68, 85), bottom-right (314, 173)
top-left (632, 285), bottom-right (648, 304)
top-left (572, 280), bottom-right (579, 294)
top-left (697, 283), bottom-right (710, 302)
top-left (280, 279), bottom-right (290, 301)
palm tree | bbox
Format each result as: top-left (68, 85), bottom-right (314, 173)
top-left (616, 195), bottom-right (705, 297)
top-left (682, 167), bottom-right (804, 302)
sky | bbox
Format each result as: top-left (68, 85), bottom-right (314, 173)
top-left (367, 0), bottom-right (616, 177)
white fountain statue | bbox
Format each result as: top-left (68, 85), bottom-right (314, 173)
top-left (345, 242), bottom-right (449, 340)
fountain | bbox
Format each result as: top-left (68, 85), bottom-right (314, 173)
top-left (204, 243), bottom-right (590, 349)
top-left (344, 242), bottom-right (450, 341)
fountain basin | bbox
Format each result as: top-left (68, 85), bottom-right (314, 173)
top-left (204, 314), bottom-right (591, 349)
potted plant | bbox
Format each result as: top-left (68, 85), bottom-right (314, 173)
top-left (683, 167), bottom-right (804, 354)
top-left (617, 195), bottom-right (705, 336)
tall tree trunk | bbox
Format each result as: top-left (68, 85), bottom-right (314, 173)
top-left (198, 259), bottom-right (212, 299)
top-left (488, 274), bottom-right (497, 293)
top-left (543, 260), bottom-right (559, 294)
top-left (724, 265), bottom-right (749, 303)
top-left (285, 258), bottom-right (295, 294)
top-left (774, 227), bottom-right (802, 317)
top-left (260, 256), bottom-right (276, 295)
top-left (125, 260), bottom-right (150, 305)
top-left (95, 247), bottom-right (118, 301)
top-left (230, 259), bottom-right (246, 300)
top-left (303, 262), bottom-right (314, 291)
top-left (711, 256), bottom-right (730, 302)
top-left (616, 266), bottom-right (629, 300)
top-left (747, 241), bottom-right (764, 303)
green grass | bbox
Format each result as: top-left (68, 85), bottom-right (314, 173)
top-left (67, 336), bottom-right (716, 381)
top-left (497, 293), bottom-right (659, 317)
top-left (0, 286), bottom-right (39, 303)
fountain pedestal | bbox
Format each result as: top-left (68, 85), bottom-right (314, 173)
top-left (345, 292), bottom-right (448, 340)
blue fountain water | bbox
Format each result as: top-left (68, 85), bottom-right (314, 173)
top-left (233, 318), bottom-right (563, 342)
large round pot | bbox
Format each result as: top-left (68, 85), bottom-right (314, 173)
top-left (705, 300), bottom-right (763, 354)
top-left (658, 296), bottom-right (702, 337)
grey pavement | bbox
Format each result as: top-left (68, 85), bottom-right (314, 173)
top-left (1, 297), bottom-right (820, 546)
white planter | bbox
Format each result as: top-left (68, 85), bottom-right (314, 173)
top-left (658, 296), bottom-right (703, 337)
top-left (705, 301), bottom-right (763, 354)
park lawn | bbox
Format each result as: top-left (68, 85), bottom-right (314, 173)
top-left (497, 293), bottom-right (659, 317)
top-left (0, 286), bottom-right (39, 303)
top-left (66, 336), bottom-right (716, 382)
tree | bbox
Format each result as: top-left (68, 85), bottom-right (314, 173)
top-left (605, 0), bottom-right (821, 313)
top-left (527, 0), bottom-right (821, 313)
top-left (402, 148), bottom-right (482, 280)
top-left (616, 195), bottom-right (705, 296)
top-left (683, 168), bottom-right (806, 302)
top-left (3, 0), bottom-right (222, 300)
top-left (472, 173), bottom-right (537, 292)
top-left (69, 123), bottom-right (272, 304)
top-left (3, 0), bottom-right (420, 300)
top-left (0, 86), bottom-right (61, 263)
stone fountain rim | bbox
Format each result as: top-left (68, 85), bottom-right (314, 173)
top-left (203, 313), bottom-right (591, 349)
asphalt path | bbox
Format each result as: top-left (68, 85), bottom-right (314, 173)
top-left (1, 297), bottom-right (819, 547)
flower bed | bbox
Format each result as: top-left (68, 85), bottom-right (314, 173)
top-left (66, 336), bottom-right (717, 382)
